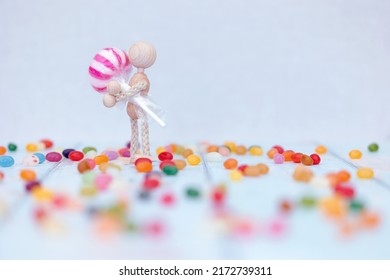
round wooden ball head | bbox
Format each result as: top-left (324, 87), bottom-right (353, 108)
top-left (127, 41), bottom-right (157, 120)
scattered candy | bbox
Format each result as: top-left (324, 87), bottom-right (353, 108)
top-left (187, 154), bottom-right (201, 166)
top-left (229, 170), bottom-right (243, 181)
top-left (206, 152), bottom-right (223, 162)
top-left (248, 145), bottom-right (262, 156)
top-left (273, 153), bottom-right (284, 164)
top-left (357, 167), bottom-right (374, 179)
top-left (62, 149), bottom-right (75, 158)
top-left (162, 165), bottom-right (178, 176)
top-left (368, 143), bottom-right (379, 152)
top-left (310, 154), bottom-right (321, 165)
top-left (8, 143), bottom-right (17, 152)
top-left (20, 169), bottom-right (37, 182)
top-left (235, 145), bottom-right (247, 155)
top-left (173, 159), bottom-right (186, 170)
top-left (0, 146), bottom-right (6, 155)
top-left (349, 150), bottom-right (362, 159)
top-left (69, 150), bottom-right (84, 161)
top-left (0, 156), bottom-right (15, 167)
top-left (186, 187), bottom-right (200, 198)
top-left (136, 161), bottom-right (153, 173)
top-left (224, 158), bottom-right (238, 170)
top-left (291, 153), bottom-right (303, 163)
top-left (33, 153), bottom-right (45, 164)
top-left (315, 145), bottom-right (327, 154)
top-left (46, 152), bottom-right (62, 162)
top-left (301, 154), bottom-right (313, 166)
top-left (26, 143), bottom-right (38, 152)
top-left (94, 155), bottom-right (109, 165)
top-left (158, 151), bottom-right (173, 161)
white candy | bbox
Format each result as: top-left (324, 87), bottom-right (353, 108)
top-left (206, 152), bottom-right (223, 162)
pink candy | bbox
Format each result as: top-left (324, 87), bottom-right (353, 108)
top-left (89, 48), bottom-right (131, 93)
top-left (273, 153), bottom-right (285, 164)
top-left (46, 152), bottom-right (62, 162)
top-left (94, 173), bottom-right (113, 191)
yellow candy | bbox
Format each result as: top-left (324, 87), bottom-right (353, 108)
top-left (229, 170), bottom-right (243, 182)
top-left (349, 150), bottom-right (362, 159)
top-left (315, 145), bottom-right (327, 154)
top-left (187, 154), bottom-right (201, 166)
top-left (357, 167), bottom-right (374, 179)
top-left (32, 188), bottom-right (54, 202)
top-left (320, 196), bottom-right (346, 218)
top-left (249, 146), bottom-right (263, 156)
top-left (224, 141), bottom-right (237, 153)
top-left (156, 146), bottom-right (166, 155)
top-left (80, 186), bottom-right (98, 197)
top-left (26, 143), bottom-right (38, 152)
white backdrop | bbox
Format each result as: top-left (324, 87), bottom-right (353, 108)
top-left (1, 0), bottom-right (389, 145)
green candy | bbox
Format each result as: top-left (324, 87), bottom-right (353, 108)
top-left (368, 143), bottom-right (379, 152)
top-left (186, 188), bottom-right (201, 198)
top-left (82, 146), bottom-right (97, 154)
top-left (162, 165), bottom-right (178, 176)
top-left (299, 196), bottom-right (316, 208)
top-left (8, 143), bottom-right (17, 152)
top-left (349, 200), bottom-right (365, 212)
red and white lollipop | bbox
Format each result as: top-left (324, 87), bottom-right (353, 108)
top-left (89, 48), bottom-right (131, 93)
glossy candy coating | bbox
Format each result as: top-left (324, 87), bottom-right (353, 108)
top-left (349, 150), bottom-right (362, 159)
top-left (45, 152), bottom-right (62, 162)
top-left (62, 149), bottom-right (75, 158)
top-left (69, 151), bottom-right (84, 161)
top-left (301, 154), bottom-right (313, 166)
top-left (0, 146), bottom-right (7, 155)
top-left (272, 145), bottom-right (284, 154)
top-left (77, 159), bottom-right (96, 173)
top-left (181, 149), bottom-right (193, 158)
top-left (103, 150), bottom-right (118, 161)
top-left (315, 145), bottom-right (327, 154)
top-left (162, 165), bottom-right (178, 176)
top-left (8, 143), bottom-right (17, 152)
top-left (357, 168), bottom-right (374, 179)
top-left (235, 145), bottom-right (247, 155)
top-left (218, 146), bottom-right (231, 156)
top-left (244, 165), bottom-right (262, 177)
top-left (40, 139), bottom-right (54, 149)
top-left (248, 146), bottom-right (262, 156)
top-left (94, 155), bottom-right (109, 165)
top-left (159, 160), bottom-right (175, 170)
top-left (283, 150), bottom-right (294, 161)
top-left (135, 157), bottom-right (152, 166)
top-left (136, 161), bottom-right (153, 173)
top-left (20, 169), bottom-right (37, 182)
top-left (82, 147), bottom-right (97, 154)
top-left (310, 154), bottom-right (321, 165)
top-left (256, 163), bottom-right (269, 174)
top-left (0, 156), bottom-right (15, 167)
top-left (26, 143), bottom-right (38, 152)
top-left (291, 153), bottom-right (303, 163)
top-left (368, 143), bottom-right (379, 152)
top-left (173, 159), bottom-right (186, 170)
top-left (273, 153), bottom-right (285, 164)
top-left (158, 151), bottom-right (173, 161)
top-left (187, 154), bottom-right (201, 166)
top-left (186, 188), bottom-right (200, 198)
top-left (223, 158), bottom-right (238, 170)
top-left (33, 153), bottom-right (45, 164)
top-left (230, 170), bottom-right (243, 181)
top-left (267, 148), bottom-right (278, 159)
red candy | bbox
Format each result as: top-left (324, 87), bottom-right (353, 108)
top-left (159, 160), bottom-right (175, 170)
top-left (310, 153), bottom-right (321, 165)
top-left (135, 157), bottom-right (152, 166)
top-left (143, 178), bottom-right (160, 190)
top-left (158, 151), bottom-right (173, 161)
top-left (334, 184), bottom-right (355, 199)
top-left (237, 164), bottom-right (248, 173)
top-left (68, 150), bottom-right (84, 161)
top-left (211, 189), bottom-right (225, 204)
top-left (272, 145), bottom-right (284, 154)
top-left (40, 139), bottom-right (54, 149)
top-left (291, 153), bottom-right (303, 163)
top-left (161, 193), bottom-right (175, 205)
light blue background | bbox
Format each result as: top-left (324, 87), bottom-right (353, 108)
top-left (1, 0), bottom-right (389, 144)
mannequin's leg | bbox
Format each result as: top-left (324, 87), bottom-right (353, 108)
top-left (130, 118), bottom-right (139, 160)
top-left (140, 111), bottom-right (151, 157)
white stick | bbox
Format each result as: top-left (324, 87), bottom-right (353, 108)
top-left (133, 96), bottom-right (166, 127)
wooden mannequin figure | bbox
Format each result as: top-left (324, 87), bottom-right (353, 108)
top-left (126, 41), bottom-right (157, 161)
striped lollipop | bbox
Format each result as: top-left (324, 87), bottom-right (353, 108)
top-left (89, 48), bottom-right (132, 93)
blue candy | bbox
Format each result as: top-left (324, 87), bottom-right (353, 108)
top-left (33, 153), bottom-right (45, 164)
top-left (0, 156), bottom-right (15, 167)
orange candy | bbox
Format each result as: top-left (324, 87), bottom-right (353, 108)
top-left (301, 154), bottom-right (313, 166)
top-left (223, 158), bottom-right (238, 170)
top-left (20, 169), bottom-right (37, 182)
top-left (315, 145), bottom-right (327, 154)
top-left (94, 155), bottom-right (109, 165)
top-left (181, 149), bottom-right (194, 158)
top-left (337, 170), bottom-right (351, 183)
top-left (206, 145), bottom-right (218, 153)
top-left (136, 161), bottom-right (153, 173)
top-left (293, 166), bottom-right (313, 182)
top-left (320, 196), bottom-right (346, 219)
top-left (235, 145), bottom-right (247, 155)
top-left (256, 163), bottom-right (269, 174)
top-left (283, 150), bottom-right (295, 161)
top-left (267, 148), bottom-right (278, 159)
top-left (0, 146), bottom-right (6, 155)
top-left (173, 159), bottom-right (186, 170)
top-left (244, 165), bottom-right (262, 177)
top-left (359, 212), bottom-right (380, 228)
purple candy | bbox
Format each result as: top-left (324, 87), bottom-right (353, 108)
top-left (104, 150), bottom-right (118, 161)
top-left (46, 152), bottom-right (62, 162)
top-left (122, 150), bottom-right (130, 158)
top-left (25, 181), bottom-right (40, 192)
